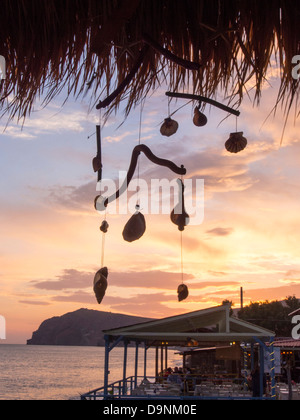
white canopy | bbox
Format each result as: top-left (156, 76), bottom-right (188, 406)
top-left (103, 304), bottom-right (275, 346)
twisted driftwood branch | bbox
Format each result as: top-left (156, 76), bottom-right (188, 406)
top-left (95, 144), bottom-right (186, 209)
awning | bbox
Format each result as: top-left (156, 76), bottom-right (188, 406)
top-left (103, 304), bottom-right (275, 346)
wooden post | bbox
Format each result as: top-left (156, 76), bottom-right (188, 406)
top-left (240, 287), bottom-right (244, 310)
top-left (155, 346), bottom-right (159, 381)
top-left (165, 345), bottom-right (168, 371)
top-left (251, 343), bottom-right (255, 371)
top-left (134, 342), bottom-right (139, 388)
top-left (123, 340), bottom-right (128, 395)
top-left (103, 335), bottom-right (110, 398)
top-left (259, 344), bottom-right (265, 398)
top-left (269, 338), bottom-right (276, 399)
top-left (144, 343), bottom-right (147, 379)
top-left (287, 358), bottom-right (292, 400)
top-left (96, 125), bottom-right (102, 182)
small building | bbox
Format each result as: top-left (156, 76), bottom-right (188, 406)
top-left (81, 304), bottom-right (276, 400)
top-left (274, 338), bottom-right (300, 383)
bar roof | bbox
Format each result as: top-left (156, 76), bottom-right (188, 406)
top-left (1, 1), bottom-right (300, 123)
top-left (103, 305), bottom-right (275, 345)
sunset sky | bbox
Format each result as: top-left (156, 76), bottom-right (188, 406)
top-left (1, 67), bottom-right (300, 344)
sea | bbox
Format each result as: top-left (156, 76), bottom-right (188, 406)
top-left (0, 344), bottom-right (182, 400)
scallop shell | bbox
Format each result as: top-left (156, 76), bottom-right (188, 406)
top-left (193, 107), bottom-right (208, 127)
top-left (225, 132), bottom-right (247, 154)
top-left (160, 118), bottom-right (179, 137)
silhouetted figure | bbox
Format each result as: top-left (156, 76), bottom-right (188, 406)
top-left (251, 364), bottom-right (266, 398)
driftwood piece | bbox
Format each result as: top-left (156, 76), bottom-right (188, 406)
top-left (94, 144), bottom-right (186, 210)
top-left (91, 125), bottom-right (103, 182)
top-left (122, 212), bottom-right (146, 242)
top-left (142, 33), bottom-right (201, 71)
top-left (96, 45), bottom-right (149, 110)
top-left (166, 92), bottom-right (240, 117)
top-left (93, 267), bottom-right (108, 304)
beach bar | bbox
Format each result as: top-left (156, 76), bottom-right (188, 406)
top-left (81, 305), bottom-right (276, 400)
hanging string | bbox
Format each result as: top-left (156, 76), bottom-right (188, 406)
top-left (138, 99), bottom-right (144, 146)
top-left (101, 207), bottom-right (107, 267)
top-left (98, 107), bottom-right (108, 268)
top-left (180, 230), bottom-right (184, 284)
top-left (87, 131), bottom-right (96, 139)
top-left (136, 99), bottom-right (145, 208)
top-left (180, 173), bottom-right (184, 284)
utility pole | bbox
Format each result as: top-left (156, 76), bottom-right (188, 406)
top-left (240, 287), bottom-right (244, 310)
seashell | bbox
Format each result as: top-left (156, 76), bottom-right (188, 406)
top-left (170, 179), bottom-right (189, 231)
top-left (171, 209), bottom-right (189, 232)
top-left (177, 284), bottom-right (189, 302)
top-left (100, 220), bottom-right (109, 233)
top-left (225, 132), bottom-right (247, 154)
top-left (193, 107), bottom-right (208, 127)
top-left (93, 267), bottom-right (108, 304)
top-left (122, 211), bottom-right (146, 242)
top-left (92, 156), bottom-right (102, 172)
top-left (160, 117), bottom-right (179, 137)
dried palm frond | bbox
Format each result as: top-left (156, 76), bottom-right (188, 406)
top-left (0, 0), bottom-right (299, 125)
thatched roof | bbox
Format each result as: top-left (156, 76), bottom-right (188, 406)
top-left (0, 0), bottom-right (300, 122)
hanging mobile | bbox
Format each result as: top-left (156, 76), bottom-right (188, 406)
top-left (92, 104), bottom-right (189, 302)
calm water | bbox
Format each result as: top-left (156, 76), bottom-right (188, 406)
top-left (0, 344), bottom-right (181, 400)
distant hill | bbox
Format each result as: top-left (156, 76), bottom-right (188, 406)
top-left (27, 308), bottom-right (154, 346)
